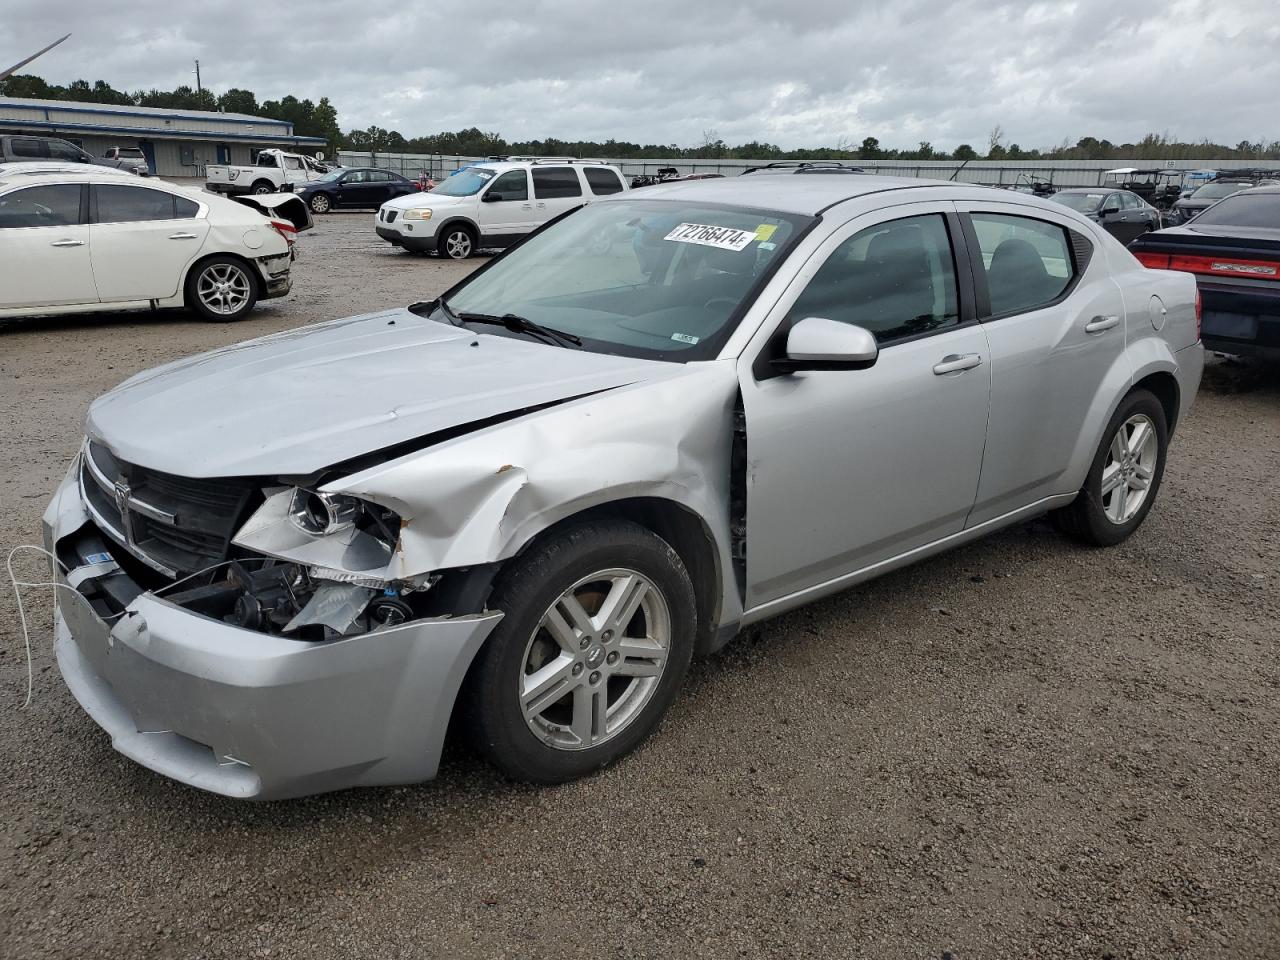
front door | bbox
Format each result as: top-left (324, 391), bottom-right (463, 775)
top-left (89, 183), bottom-right (210, 302)
top-left (478, 169), bottom-right (534, 241)
top-left (739, 204), bottom-right (991, 610)
top-left (955, 202), bottom-right (1128, 524)
top-left (334, 170), bottom-right (372, 207)
top-left (0, 183), bottom-right (98, 309)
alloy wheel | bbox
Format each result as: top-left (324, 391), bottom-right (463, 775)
top-left (444, 231), bottom-right (472, 258)
top-left (311, 194), bottom-right (330, 213)
top-left (196, 263), bottom-right (252, 316)
top-left (519, 568), bottom-right (670, 751)
top-left (1101, 413), bottom-right (1158, 524)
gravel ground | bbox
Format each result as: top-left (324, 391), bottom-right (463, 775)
top-left (1, 213), bottom-right (1278, 960)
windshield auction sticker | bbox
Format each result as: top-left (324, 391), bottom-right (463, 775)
top-left (664, 222), bottom-right (757, 251)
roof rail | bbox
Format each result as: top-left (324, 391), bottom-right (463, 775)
top-left (740, 160), bottom-right (866, 175)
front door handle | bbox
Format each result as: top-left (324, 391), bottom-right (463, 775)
top-left (168, 232), bottom-right (199, 240)
top-left (50, 238), bottom-right (84, 247)
top-left (1085, 315), bottom-right (1120, 333)
top-left (932, 353), bottom-right (983, 375)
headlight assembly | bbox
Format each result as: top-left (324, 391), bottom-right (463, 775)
top-left (288, 488), bottom-right (362, 536)
top-left (402, 208), bottom-right (433, 221)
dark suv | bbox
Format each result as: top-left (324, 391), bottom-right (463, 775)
top-left (0, 135), bottom-right (146, 175)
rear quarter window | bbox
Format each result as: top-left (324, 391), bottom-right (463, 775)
top-left (585, 168), bottom-right (625, 195)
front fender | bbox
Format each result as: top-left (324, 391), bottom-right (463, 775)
top-left (329, 363), bottom-right (742, 624)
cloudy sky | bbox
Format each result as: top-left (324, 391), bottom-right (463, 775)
top-left (5, 0), bottom-right (1277, 149)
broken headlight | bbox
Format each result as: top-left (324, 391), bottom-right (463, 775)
top-left (288, 489), bottom-right (363, 537)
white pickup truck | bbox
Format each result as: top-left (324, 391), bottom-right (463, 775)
top-left (206, 149), bottom-right (332, 196)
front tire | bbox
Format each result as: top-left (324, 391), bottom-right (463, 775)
top-left (185, 256), bottom-right (259, 322)
top-left (309, 192), bottom-right (332, 214)
top-left (1052, 389), bottom-right (1168, 546)
top-left (466, 519), bottom-right (696, 784)
top-left (437, 224), bottom-right (475, 259)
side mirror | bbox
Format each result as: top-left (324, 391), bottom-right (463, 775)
top-left (773, 317), bottom-right (879, 373)
top-left (481, 191), bottom-right (503, 203)
top-left (1101, 202), bottom-right (1121, 215)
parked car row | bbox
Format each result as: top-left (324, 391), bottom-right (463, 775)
top-left (0, 134), bottom-right (150, 175)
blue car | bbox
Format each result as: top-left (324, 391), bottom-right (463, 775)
top-left (295, 167), bottom-right (419, 214)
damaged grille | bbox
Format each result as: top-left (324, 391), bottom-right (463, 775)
top-left (80, 441), bottom-right (258, 577)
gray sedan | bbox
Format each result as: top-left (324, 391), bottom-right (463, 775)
top-left (44, 174), bottom-right (1203, 798)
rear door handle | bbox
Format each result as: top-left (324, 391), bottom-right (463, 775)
top-left (1085, 315), bottom-right (1120, 333)
top-left (50, 238), bottom-right (84, 247)
top-left (932, 353), bottom-right (983, 375)
top-left (168, 232), bottom-right (199, 240)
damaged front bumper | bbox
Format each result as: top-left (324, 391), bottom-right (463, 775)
top-left (42, 462), bottom-right (502, 801)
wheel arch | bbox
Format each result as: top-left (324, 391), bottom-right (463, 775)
top-left (434, 216), bottom-right (480, 249)
top-left (180, 250), bottom-right (261, 302)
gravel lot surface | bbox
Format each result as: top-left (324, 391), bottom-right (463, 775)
top-left (1, 212), bottom-right (1278, 960)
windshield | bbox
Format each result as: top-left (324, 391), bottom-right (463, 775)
top-left (430, 167), bottom-right (497, 197)
top-left (1052, 192), bottom-right (1106, 213)
top-left (1191, 193), bottom-right (1280, 228)
top-left (438, 199), bottom-right (811, 361)
top-left (1192, 182), bottom-right (1248, 201)
top-left (317, 169), bottom-right (344, 182)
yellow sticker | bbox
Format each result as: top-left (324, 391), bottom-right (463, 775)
top-left (754, 224), bottom-right (777, 242)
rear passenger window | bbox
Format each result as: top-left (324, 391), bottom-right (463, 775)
top-left (532, 167), bottom-right (583, 199)
top-left (0, 184), bottom-right (81, 228)
top-left (788, 214), bottom-right (960, 344)
top-left (96, 185), bottom-right (179, 223)
top-left (970, 214), bottom-right (1074, 317)
top-left (584, 168), bottom-right (624, 195)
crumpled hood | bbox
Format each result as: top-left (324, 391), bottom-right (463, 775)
top-left (87, 309), bottom-right (676, 477)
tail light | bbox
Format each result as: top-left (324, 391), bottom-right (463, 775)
top-left (1136, 250), bottom-right (1278, 280)
top-left (269, 219), bottom-right (298, 247)
top-left (1195, 289), bottom-right (1202, 342)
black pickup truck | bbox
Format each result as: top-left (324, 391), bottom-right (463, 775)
top-left (1129, 186), bottom-right (1280, 359)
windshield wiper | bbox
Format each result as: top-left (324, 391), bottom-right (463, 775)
top-left (456, 311), bottom-right (583, 348)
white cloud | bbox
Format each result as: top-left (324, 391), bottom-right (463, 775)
top-left (5, 0), bottom-right (1277, 149)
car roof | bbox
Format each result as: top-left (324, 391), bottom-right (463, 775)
top-left (0, 170), bottom-right (205, 200)
top-left (470, 159), bottom-right (622, 173)
top-left (613, 173), bottom-right (1025, 216)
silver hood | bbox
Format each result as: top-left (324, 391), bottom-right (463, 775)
top-left (87, 309), bottom-right (675, 477)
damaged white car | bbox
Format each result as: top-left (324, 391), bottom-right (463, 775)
top-left (44, 174), bottom-right (1203, 799)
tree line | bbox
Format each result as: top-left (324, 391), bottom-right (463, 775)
top-left (3, 74), bottom-right (1277, 162)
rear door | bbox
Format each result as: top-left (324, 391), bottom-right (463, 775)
top-left (89, 183), bottom-right (210, 302)
top-left (0, 182), bottom-right (98, 308)
top-left (531, 165), bottom-right (585, 223)
top-left (954, 202), bottom-right (1127, 525)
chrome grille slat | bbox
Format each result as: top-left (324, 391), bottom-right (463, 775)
top-left (80, 442), bottom-right (257, 577)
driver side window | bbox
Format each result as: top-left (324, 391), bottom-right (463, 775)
top-left (488, 170), bottom-right (529, 201)
top-left (788, 214), bottom-right (960, 344)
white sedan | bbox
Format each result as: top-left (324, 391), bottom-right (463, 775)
top-left (0, 171), bottom-right (311, 323)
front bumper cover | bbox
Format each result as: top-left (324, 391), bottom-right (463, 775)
top-left (43, 461), bottom-right (503, 800)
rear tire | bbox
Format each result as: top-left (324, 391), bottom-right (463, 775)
top-left (250, 180), bottom-right (274, 195)
top-left (466, 519), bottom-right (696, 784)
top-left (1052, 389), bottom-right (1168, 546)
top-left (185, 256), bottom-right (259, 323)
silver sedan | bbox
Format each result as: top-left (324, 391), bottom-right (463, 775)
top-left (44, 174), bottom-right (1203, 798)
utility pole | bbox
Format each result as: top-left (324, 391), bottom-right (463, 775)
top-left (194, 59), bottom-right (202, 96)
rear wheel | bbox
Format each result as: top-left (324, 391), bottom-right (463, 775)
top-left (250, 180), bottom-right (274, 195)
top-left (437, 224), bottom-right (475, 259)
top-left (466, 520), bottom-right (696, 783)
top-left (185, 256), bottom-right (258, 322)
top-left (1052, 389), bottom-right (1168, 546)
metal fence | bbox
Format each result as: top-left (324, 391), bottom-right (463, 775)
top-left (337, 151), bottom-right (1276, 188)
